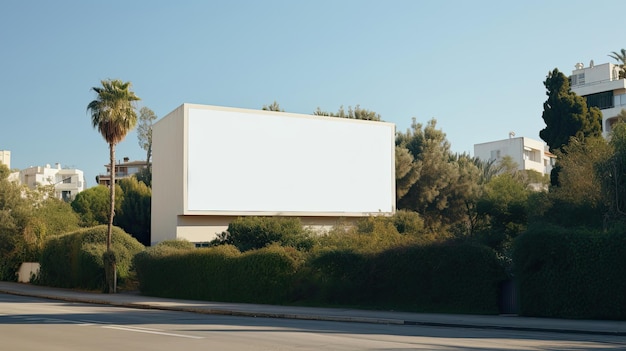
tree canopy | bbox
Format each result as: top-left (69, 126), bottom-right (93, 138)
top-left (539, 68), bottom-right (602, 153)
top-left (137, 106), bottom-right (157, 165)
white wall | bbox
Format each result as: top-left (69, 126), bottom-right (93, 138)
top-left (151, 104), bottom-right (186, 244)
top-left (152, 103), bottom-right (397, 244)
top-left (185, 106), bottom-right (396, 215)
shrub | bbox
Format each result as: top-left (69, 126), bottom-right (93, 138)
top-left (513, 224), bottom-right (626, 319)
top-left (133, 244), bottom-right (302, 304)
top-left (37, 225), bottom-right (144, 290)
top-left (214, 216), bottom-right (315, 252)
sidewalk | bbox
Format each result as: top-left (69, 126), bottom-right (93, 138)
top-left (1, 281), bottom-right (625, 336)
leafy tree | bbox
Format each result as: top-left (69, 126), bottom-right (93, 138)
top-left (473, 158), bottom-right (503, 185)
top-left (262, 101), bottom-right (284, 112)
top-left (0, 164), bottom-right (32, 279)
top-left (314, 105), bottom-right (381, 121)
top-left (135, 167), bottom-right (152, 187)
top-left (609, 49), bottom-right (626, 79)
top-left (137, 106), bottom-right (157, 166)
top-left (87, 79), bottom-right (140, 293)
top-left (476, 173), bottom-right (530, 253)
top-left (539, 68), bottom-right (602, 153)
top-left (395, 146), bottom-right (419, 200)
top-left (71, 185), bottom-right (123, 227)
top-left (115, 177), bottom-right (151, 246)
top-left (534, 137), bottom-right (610, 229)
top-left (598, 122), bottom-right (626, 224)
top-left (396, 118), bottom-right (479, 232)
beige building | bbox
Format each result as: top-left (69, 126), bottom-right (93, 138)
top-left (96, 157), bottom-right (149, 186)
top-left (151, 103), bottom-right (396, 245)
top-left (0, 150), bottom-right (10, 169)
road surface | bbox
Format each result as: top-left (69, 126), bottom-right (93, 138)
top-left (1, 293), bottom-right (625, 350)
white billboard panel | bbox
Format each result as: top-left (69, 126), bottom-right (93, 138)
top-left (186, 106), bottom-right (395, 215)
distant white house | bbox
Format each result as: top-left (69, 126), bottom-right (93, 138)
top-left (474, 135), bottom-right (555, 176)
top-left (570, 61), bottom-right (626, 137)
top-left (0, 150), bottom-right (10, 169)
top-left (11, 163), bottom-right (85, 202)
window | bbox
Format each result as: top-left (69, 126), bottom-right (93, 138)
top-left (490, 150), bottom-right (501, 161)
top-left (61, 191), bottom-right (72, 202)
top-left (585, 91), bottom-right (614, 110)
top-left (571, 73), bottom-right (585, 86)
top-left (524, 148), bottom-right (540, 163)
top-left (62, 177), bottom-right (72, 184)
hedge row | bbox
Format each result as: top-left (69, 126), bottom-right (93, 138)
top-left (133, 241), bottom-right (506, 314)
top-left (513, 225), bottom-right (626, 319)
top-left (37, 225), bottom-right (144, 291)
top-left (305, 244), bottom-right (506, 313)
top-left (133, 244), bottom-right (302, 304)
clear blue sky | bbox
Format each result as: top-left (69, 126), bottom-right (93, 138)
top-left (0, 0), bottom-right (622, 187)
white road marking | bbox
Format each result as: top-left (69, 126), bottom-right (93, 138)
top-left (102, 325), bottom-right (204, 339)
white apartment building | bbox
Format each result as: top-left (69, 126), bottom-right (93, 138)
top-left (0, 150), bottom-right (10, 169)
top-left (474, 135), bottom-right (555, 176)
top-left (13, 163), bottom-right (85, 201)
top-left (570, 61), bottom-right (626, 137)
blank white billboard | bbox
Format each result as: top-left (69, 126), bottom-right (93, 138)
top-left (186, 106), bottom-right (395, 215)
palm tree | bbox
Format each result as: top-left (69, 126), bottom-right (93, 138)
top-left (87, 79), bottom-right (140, 293)
top-left (609, 49), bottom-right (626, 79)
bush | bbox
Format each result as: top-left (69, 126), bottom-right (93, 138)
top-left (303, 242), bottom-right (506, 313)
top-left (513, 224), bottom-right (626, 319)
top-left (214, 217), bottom-right (315, 251)
top-left (133, 244), bottom-right (302, 304)
top-left (37, 225), bottom-right (144, 290)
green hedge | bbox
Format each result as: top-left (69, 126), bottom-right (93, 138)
top-left (37, 225), bottom-right (144, 290)
top-left (306, 243), bottom-right (505, 313)
top-left (133, 244), bottom-right (303, 304)
top-left (513, 225), bottom-right (626, 319)
top-left (134, 241), bottom-right (504, 313)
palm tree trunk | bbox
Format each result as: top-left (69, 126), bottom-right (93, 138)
top-left (108, 143), bottom-right (115, 251)
top-left (106, 143), bottom-right (117, 293)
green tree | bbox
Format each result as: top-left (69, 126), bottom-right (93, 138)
top-left (137, 106), bottom-right (157, 166)
top-left (395, 146), bottom-right (419, 200)
top-left (87, 79), bottom-right (140, 293)
top-left (539, 68), bottom-right (602, 153)
top-left (314, 105), bottom-right (381, 121)
top-left (476, 173), bottom-right (530, 253)
top-left (262, 101), bottom-right (284, 112)
top-left (546, 136), bottom-right (610, 228)
top-left (71, 185), bottom-right (123, 227)
top-left (396, 118), bottom-right (479, 232)
top-left (598, 122), bottom-right (626, 225)
top-left (609, 49), bottom-right (626, 79)
top-left (0, 164), bottom-right (32, 279)
top-left (115, 177), bottom-right (151, 246)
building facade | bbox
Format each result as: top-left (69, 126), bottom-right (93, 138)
top-left (474, 136), bottom-right (555, 176)
top-left (96, 157), bottom-right (149, 186)
top-left (0, 150), bottom-right (10, 169)
top-left (570, 61), bottom-right (626, 137)
top-left (13, 163), bottom-right (85, 201)
top-left (152, 103), bottom-right (396, 245)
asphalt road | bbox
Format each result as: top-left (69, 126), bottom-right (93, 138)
top-left (2, 293), bottom-right (626, 351)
